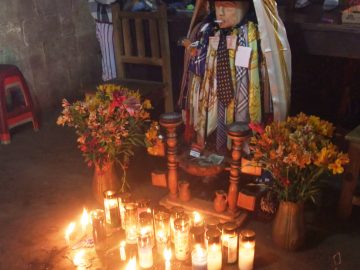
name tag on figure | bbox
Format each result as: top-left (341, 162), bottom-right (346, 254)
top-left (235, 46), bottom-right (252, 68)
top-left (209, 36), bottom-right (220, 50)
top-left (226, 35), bottom-right (237, 50)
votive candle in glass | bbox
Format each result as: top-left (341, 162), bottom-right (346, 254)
top-left (164, 247), bottom-right (172, 270)
top-left (222, 222), bottom-right (238, 264)
top-left (238, 230), bottom-right (255, 270)
top-left (206, 229), bottom-right (222, 270)
top-left (154, 211), bottom-right (170, 255)
top-left (103, 190), bottom-right (121, 228)
top-left (119, 240), bottom-right (126, 261)
top-left (125, 202), bottom-right (138, 244)
top-left (137, 199), bottom-right (151, 217)
top-left (174, 215), bottom-right (190, 261)
top-left (191, 244), bottom-right (207, 270)
top-left (90, 209), bottom-right (106, 249)
top-left (192, 211), bottom-right (204, 229)
top-left (117, 192), bottom-right (132, 230)
top-left (139, 212), bottom-right (155, 247)
top-left (170, 206), bottom-right (185, 244)
top-left (138, 229), bottom-right (154, 269)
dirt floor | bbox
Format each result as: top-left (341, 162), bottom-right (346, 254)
top-left (0, 112), bottom-right (360, 270)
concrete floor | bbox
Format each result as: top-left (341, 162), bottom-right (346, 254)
top-left (0, 112), bottom-right (359, 270)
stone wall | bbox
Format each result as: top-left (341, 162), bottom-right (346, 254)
top-left (0, 0), bottom-right (102, 113)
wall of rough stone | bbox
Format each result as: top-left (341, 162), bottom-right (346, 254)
top-left (0, 0), bottom-right (102, 113)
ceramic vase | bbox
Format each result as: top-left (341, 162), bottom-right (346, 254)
top-left (213, 190), bottom-right (228, 213)
top-left (272, 201), bottom-right (305, 251)
top-left (92, 161), bottom-right (120, 203)
top-left (178, 180), bottom-right (191, 202)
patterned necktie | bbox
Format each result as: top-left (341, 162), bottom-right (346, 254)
top-left (216, 30), bottom-right (234, 106)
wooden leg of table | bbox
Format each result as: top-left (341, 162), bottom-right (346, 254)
top-left (160, 113), bottom-right (182, 200)
top-left (227, 123), bottom-right (250, 215)
top-left (337, 143), bottom-right (360, 219)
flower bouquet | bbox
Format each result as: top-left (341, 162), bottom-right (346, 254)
top-left (57, 84), bottom-right (152, 194)
top-left (249, 113), bottom-right (349, 250)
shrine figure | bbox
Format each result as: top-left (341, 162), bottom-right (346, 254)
top-left (178, 0), bottom-right (291, 152)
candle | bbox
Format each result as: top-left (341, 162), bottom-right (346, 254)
top-left (191, 244), bottom-right (207, 270)
top-left (174, 216), bottom-right (190, 261)
top-left (103, 190), bottom-right (121, 228)
top-left (117, 192), bottom-right (131, 230)
top-left (222, 222), bottom-right (238, 264)
top-left (170, 207), bottom-right (185, 244)
top-left (125, 257), bottom-right (137, 270)
top-left (138, 229), bottom-right (153, 269)
top-left (139, 212), bottom-right (155, 247)
top-left (192, 211), bottom-right (204, 228)
top-left (207, 243), bottom-right (222, 270)
top-left (90, 209), bottom-right (106, 249)
top-left (65, 222), bottom-right (76, 246)
top-left (154, 211), bottom-right (170, 255)
top-left (73, 249), bottom-right (89, 268)
top-left (164, 248), bottom-right (172, 270)
top-left (125, 203), bottom-right (138, 244)
top-left (120, 241), bottom-right (126, 261)
top-left (81, 208), bottom-right (89, 235)
top-left (238, 230), bottom-right (255, 270)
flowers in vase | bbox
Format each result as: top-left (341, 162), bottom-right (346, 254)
top-left (249, 113), bottom-right (349, 203)
top-left (57, 84), bottom-right (152, 190)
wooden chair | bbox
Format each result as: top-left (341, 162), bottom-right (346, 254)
top-left (111, 2), bottom-right (174, 112)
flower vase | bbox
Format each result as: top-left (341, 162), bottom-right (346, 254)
top-left (92, 162), bottom-right (120, 203)
top-left (272, 201), bottom-right (305, 251)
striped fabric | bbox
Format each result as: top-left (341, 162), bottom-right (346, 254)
top-left (88, 0), bottom-right (116, 23)
top-left (96, 22), bottom-right (117, 81)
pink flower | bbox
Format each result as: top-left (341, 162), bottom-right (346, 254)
top-left (249, 122), bottom-right (264, 134)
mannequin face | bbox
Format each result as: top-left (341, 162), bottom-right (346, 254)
top-left (215, 1), bottom-right (250, 28)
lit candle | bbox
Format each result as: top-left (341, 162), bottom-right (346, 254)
top-left (90, 209), bottom-right (106, 249)
top-left (103, 190), bottom-right (121, 228)
top-left (154, 211), bottom-right (170, 255)
top-left (174, 217), bottom-right (190, 261)
top-left (222, 222), bottom-right (238, 264)
top-left (138, 229), bottom-right (153, 269)
top-left (156, 230), bottom-right (168, 255)
top-left (191, 244), bottom-right (207, 270)
top-left (125, 203), bottom-right (138, 244)
top-left (238, 230), bottom-right (255, 270)
top-left (81, 208), bottom-right (89, 235)
top-left (164, 248), bottom-right (172, 270)
top-left (192, 211), bottom-right (204, 228)
top-left (73, 249), bottom-right (89, 268)
top-left (120, 241), bottom-right (126, 261)
top-left (207, 243), bottom-right (222, 270)
top-left (125, 257), bottom-right (137, 270)
top-left (65, 222), bottom-right (76, 246)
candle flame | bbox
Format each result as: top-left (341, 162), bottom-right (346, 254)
top-left (73, 249), bottom-right (85, 266)
top-left (125, 257), bottom-right (137, 270)
top-left (164, 248), bottom-right (172, 261)
top-left (65, 222), bottom-right (76, 240)
top-left (193, 211), bottom-right (202, 224)
top-left (81, 208), bottom-right (89, 228)
top-left (195, 244), bottom-right (205, 256)
top-left (120, 240), bottom-right (126, 247)
top-left (146, 208), bottom-right (152, 213)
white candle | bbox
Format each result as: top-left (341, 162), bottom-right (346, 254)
top-left (164, 248), bottom-right (172, 270)
top-left (138, 229), bottom-right (153, 269)
top-left (207, 243), bottom-right (222, 270)
top-left (125, 257), bottom-right (137, 270)
top-left (222, 234), bottom-right (238, 264)
top-left (191, 244), bottom-right (207, 270)
top-left (238, 241), bottom-right (255, 270)
top-left (126, 225), bottom-right (138, 244)
top-left (192, 211), bottom-right (204, 228)
top-left (119, 241), bottom-right (126, 261)
top-left (156, 230), bottom-right (168, 254)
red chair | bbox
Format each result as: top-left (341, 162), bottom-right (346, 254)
top-left (0, 65), bottom-right (39, 144)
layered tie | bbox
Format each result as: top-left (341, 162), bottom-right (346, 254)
top-left (216, 30), bottom-right (234, 151)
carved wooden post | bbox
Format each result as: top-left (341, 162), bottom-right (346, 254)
top-left (159, 112), bottom-right (182, 200)
top-left (227, 122), bottom-right (251, 215)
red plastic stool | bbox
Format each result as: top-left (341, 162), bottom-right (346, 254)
top-left (0, 65), bottom-right (39, 144)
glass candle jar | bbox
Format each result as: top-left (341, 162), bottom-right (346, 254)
top-left (117, 192), bottom-right (132, 230)
top-left (190, 227), bottom-right (205, 251)
top-left (174, 215), bottom-right (190, 261)
top-left (91, 209), bottom-right (106, 249)
top-left (125, 202), bottom-right (138, 244)
top-left (192, 211), bottom-right (204, 229)
top-left (170, 206), bottom-right (185, 244)
top-left (206, 229), bottom-right (222, 270)
top-left (222, 222), bottom-right (238, 264)
top-left (191, 244), bottom-right (207, 270)
top-left (103, 190), bottom-right (121, 228)
top-left (238, 230), bottom-right (255, 270)
top-left (139, 212), bottom-right (155, 247)
top-left (137, 199), bottom-right (151, 217)
top-left (138, 229), bottom-right (154, 269)
top-left (154, 211), bottom-right (170, 255)
top-left (205, 217), bottom-right (220, 232)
